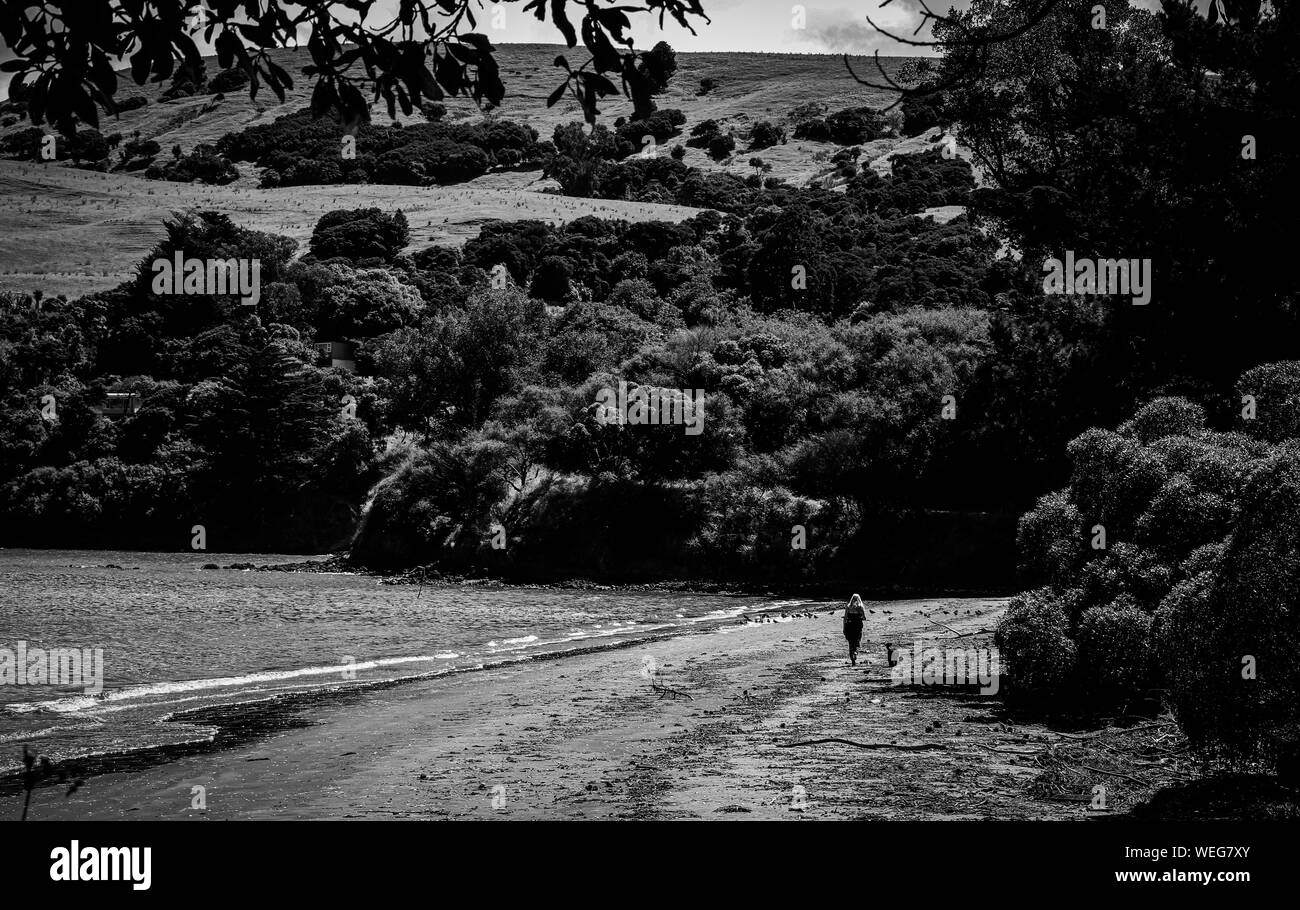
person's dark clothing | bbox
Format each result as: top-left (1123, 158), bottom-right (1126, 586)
top-left (843, 617), bottom-right (864, 664)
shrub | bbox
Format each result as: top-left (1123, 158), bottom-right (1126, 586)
top-left (1155, 448), bottom-right (1300, 764)
top-left (1016, 489), bottom-right (1085, 586)
top-left (144, 144), bottom-right (239, 184)
top-left (1076, 598), bottom-right (1156, 699)
top-left (1117, 396), bottom-right (1206, 444)
top-left (1010, 369), bottom-right (1300, 765)
top-left (208, 66), bottom-right (250, 94)
top-left (310, 208), bottom-right (410, 262)
top-left (707, 133), bottom-right (735, 161)
top-left (1237, 360), bottom-right (1300, 442)
top-left (749, 121), bottom-right (785, 149)
top-left (994, 588), bottom-right (1079, 704)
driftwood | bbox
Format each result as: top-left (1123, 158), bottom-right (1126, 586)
top-left (1054, 721), bottom-right (1173, 742)
top-left (651, 680), bottom-right (693, 700)
top-left (982, 744), bottom-right (1043, 756)
top-left (1075, 762), bottom-right (1152, 787)
top-left (927, 618), bottom-right (994, 638)
top-left (778, 738), bottom-right (945, 751)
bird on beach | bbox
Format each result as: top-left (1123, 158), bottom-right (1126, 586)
top-left (885, 643), bottom-right (899, 667)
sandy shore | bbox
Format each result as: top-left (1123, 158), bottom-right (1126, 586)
top-left (5, 596), bottom-right (1113, 821)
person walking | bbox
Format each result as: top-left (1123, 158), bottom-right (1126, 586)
top-left (843, 593), bottom-right (867, 665)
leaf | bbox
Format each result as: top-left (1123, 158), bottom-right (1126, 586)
top-left (546, 79), bottom-right (568, 107)
top-left (552, 0), bottom-right (578, 48)
top-left (70, 84), bottom-right (100, 129)
top-left (215, 30), bottom-right (239, 70)
top-left (419, 65), bottom-right (443, 101)
top-left (310, 78), bottom-right (338, 116)
top-left (581, 18), bottom-right (622, 73)
top-left (129, 48), bottom-right (152, 85)
top-left (458, 32), bottom-right (494, 53)
top-left (267, 60), bottom-right (293, 91)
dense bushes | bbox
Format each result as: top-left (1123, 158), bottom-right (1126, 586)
top-left (214, 108), bottom-right (544, 187)
top-left (793, 106), bottom-right (888, 144)
top-left (998, 370), bottom-right (1300, 767)
top-left (749, 121), bottom-right (786, 150)
top-left (309, 208), bottom-right (410, 262)
top-left (144, 144), bottom-right (239, 184)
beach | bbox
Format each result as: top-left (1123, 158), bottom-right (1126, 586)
top-left (2, 595), bottom-right (1114, 821)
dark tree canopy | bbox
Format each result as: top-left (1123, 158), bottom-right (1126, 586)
top-left (0, 0), bottom-right (709, 134)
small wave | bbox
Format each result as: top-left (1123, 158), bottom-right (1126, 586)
top-left (2, 652), bottom-right (466, 715)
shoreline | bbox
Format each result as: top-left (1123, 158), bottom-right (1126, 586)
top-left (3, 595), bottom-right (1188, 822)
top-left (216, 552), bottom-right (1019, 600)
top-left (3, 547), bottom-right (1019, 599)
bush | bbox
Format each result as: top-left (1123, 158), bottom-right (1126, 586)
top-left (310, 208), bottom-right (410, 262)
top-left (1016, 489), bottom-right (1085, 586)
top-left (1008, 367), bottom-right (1300, 764)
top-left (1237, 360), bottom-right (1300, 442)
top-left (144, 144), bottom-right (239, 184)
top-left (1117, 396), bottom-right (1207, 444)
top-left (994, 588), bottom-right (1079, 704)
top-left (122, 136), bottom-right (161, 161)
top-left (793, 106), bottom-right (887, 145)
top-left (1155, 448), bottom-right (1300, 764)
top-left (707, 133), bottom-right (735, 161)
top-left (1076, 598), bottom-right (1156, 699)
top-left (749, 121), bottom-right (785, 149)
top-left (208, 66), bottom-right (250, 94)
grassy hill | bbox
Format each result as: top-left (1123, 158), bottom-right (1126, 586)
top-left (0, 45), bottom-right (930, 298)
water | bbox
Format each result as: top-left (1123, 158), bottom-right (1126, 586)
top-left (0, 550), bottom-right (819, 771)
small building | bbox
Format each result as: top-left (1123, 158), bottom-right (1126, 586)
top-left (312, 340), bottom-right (357, 373)
top-left (93, 392), bottom-right (143, 419)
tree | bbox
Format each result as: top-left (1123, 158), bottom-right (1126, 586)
top-left (530, 255), bottom-right (575, 302)
top-left (707, 133), bottom-right (735, 161)
top-left (309, 209), bottom-right (410, 262)
top-left (639, 41), bottom-right (678, 95)
top-left (66, 129), bottom-right (109, 165)
top-left (0, 1), bottom-right (710, 134)
top-left (749, 120), bottom-right (785, 149)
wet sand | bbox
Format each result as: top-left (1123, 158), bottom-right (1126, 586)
top-left (6, 596), bottom-right (1096, 821)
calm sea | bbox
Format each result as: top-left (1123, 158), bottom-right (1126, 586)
top-left (0, 550), bottom-right (819, 771)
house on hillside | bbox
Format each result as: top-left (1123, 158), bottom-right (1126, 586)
top-left (313, 341), bottom-right (357, 372)
top-left (93, 391), bottom-right (144, 419)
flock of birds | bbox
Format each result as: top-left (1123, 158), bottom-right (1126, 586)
top-left (739, 607), bottom-right (900, 624)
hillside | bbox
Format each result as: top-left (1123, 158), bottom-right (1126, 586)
top-left (0, 45), bottom-right (928, 297)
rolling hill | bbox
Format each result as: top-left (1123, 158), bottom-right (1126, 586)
top-left (0, 45), bottom-right (931, 298)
